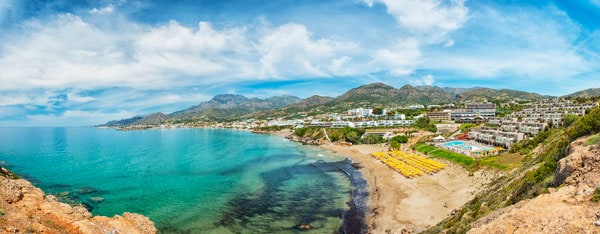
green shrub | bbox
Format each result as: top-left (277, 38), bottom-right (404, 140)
top-left (390, 141), bottom-right (400, 150)
top-left (585, 134), bottom-right (600, 146)
top-left (390, 135), bottom-right (408, 143)
top-left (361, 134), bottom-right (384, 144)
top-left (592, 187), bottom-right (600, 203)
top-left (294, 127), bottom-right (308, 137)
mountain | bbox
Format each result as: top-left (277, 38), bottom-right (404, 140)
top-left (252, 95), bottom-right (335, 119)
top-left (325, 83), bottom-right (456, 111)
top-left (457, 88), bottom-right (550, 103)
top-left (99, 112), bottom-right (168, 127)
top-left (564, 88), bottom-right (600, 98)
top-left (100, 82), bottom-right (552, 126)
top-left (169, 94), bottom-right (301, 121)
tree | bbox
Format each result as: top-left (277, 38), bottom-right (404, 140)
top-left (372, 107), bottom-right (384, 115)
top-left (391, 135), bottom-right (408, 143)
top-left (386, 110), bottom-right (396, 117)
top-left (413, 117), bottom-right (437, 132)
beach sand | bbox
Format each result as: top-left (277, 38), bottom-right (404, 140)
top-left (271, 129), bottom-right (491, 233)
top-left (320, 143), bottom-right (491, 233)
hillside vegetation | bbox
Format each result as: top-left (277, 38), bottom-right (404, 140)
top-left (424, 105), bottom-right (600, 233)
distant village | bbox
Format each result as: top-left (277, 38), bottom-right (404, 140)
top-left (116, 98), bottom-right (599, 157)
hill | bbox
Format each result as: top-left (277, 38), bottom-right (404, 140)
top-left (457, 88), bottom-right (550, 103)
top-left (169, 94), bottom-right (301, 121)
top-left (327, 83), bottom-right (455, 109)
top-left (564, 88), bottom-right (600, 98)
top-left (100, 82), bottom-right (550, 125)
top-left (99, 112), bottom-right (168, 127)
top-left (252, 95), bottom-right (335, 119)
top-left (424, 105), bottom-right (600, 233)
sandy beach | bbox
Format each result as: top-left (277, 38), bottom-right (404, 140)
top-left (320, 143), bottom-right (491, 233)
top-left (271, 129), bottom-right (491, 233)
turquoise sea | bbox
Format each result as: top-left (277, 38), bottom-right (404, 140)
top-left (0, 127), bottom-right (368, 233)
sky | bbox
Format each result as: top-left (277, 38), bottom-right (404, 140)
top-left (0, 0), bottom-right (599, 126)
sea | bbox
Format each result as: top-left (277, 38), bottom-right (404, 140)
top-left (0, 127), bottom-right (369, 233)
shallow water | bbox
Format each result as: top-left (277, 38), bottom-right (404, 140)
top-left (0, 127), bottom-right (361, 233)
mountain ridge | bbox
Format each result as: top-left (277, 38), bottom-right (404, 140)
top-left (99, 83), bottom-right (583, 126)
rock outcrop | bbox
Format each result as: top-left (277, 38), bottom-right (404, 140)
top-left (468, 137), bottom-right (600, 234)
top-left (0, 167), bottom-right (157, 233)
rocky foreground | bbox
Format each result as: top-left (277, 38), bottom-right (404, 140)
top-left (469, 136), bottom-right (600, 233)
top-left (0, 167), bottom-right (157, 233)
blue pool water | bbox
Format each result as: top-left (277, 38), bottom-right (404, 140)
top-left (439, 141), bottom-right (493, 151)
top-left (440, 141), bottom-right (464, 147)
top-left (0, 127), bottom-right (366, 233)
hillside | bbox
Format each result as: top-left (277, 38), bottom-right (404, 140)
top-left (327, 83), bottom-right (455, 110)
top-left (252, 95), bottom-right (335, 119)
top-left (424, 105), bottom-right (600, 233)
top-left (564, 88), bottom-right (600, 98)
top-left (168, 94), bottom-right (301, 121)
top-left (468, 136), bottom-right (600, 233)
top-left (457, 88), bottom-right (549, 103)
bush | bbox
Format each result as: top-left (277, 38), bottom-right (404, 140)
top-left (361, 134), bottom-right (384, 144)
top-left (390, 135), bottom-right (408, 143)
top-left (592, 187), bottom-right (600, 203)
top-left (390, 141), bottom-right (401, 150)
top-left (567, 106), bottom-right (600, 140)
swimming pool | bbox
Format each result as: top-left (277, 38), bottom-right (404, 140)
top-left (438, 141), bottom-right (493, 151)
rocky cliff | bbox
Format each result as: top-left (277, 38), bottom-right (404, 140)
top-left (0, 167), bottom-right (157, 233)
top-left (468, 136), bottom-right (600, 233)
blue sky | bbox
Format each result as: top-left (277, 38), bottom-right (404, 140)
top-left (0, 0), bottom-right (599, 126)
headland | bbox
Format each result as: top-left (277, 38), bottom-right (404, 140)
top-left (0, 167), bottom-right (157, 233)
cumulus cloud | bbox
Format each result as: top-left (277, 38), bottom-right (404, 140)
top-left (365, 0), bottom-right (468, 43)
top-left (372, 38), bottom-right (422, 75)
top-left (258, 23), bottom-right (358, 78)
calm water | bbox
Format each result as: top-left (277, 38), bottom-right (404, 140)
top-left (0, 127), bottom-right (362, 233)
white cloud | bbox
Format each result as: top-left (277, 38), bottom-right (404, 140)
top-left (0, 15), bottom-right (366, 93)
top-left (258, 23), bottom-right (358, 78)
top-left (365, 0), bottom-right (468, 43)
top-left (372, 38), bottom-right (422, 75)
top-left (422, 6), bottom-right (592, 80)
top-left (89, 5), bottom-right (114, 15)
top-left (410, 74), bottom-right (435, 86)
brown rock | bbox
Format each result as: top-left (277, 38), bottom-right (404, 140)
top-left (469, 136), bottom-right (600, 234)
top-left (0, 167), bottom-right (157, 233)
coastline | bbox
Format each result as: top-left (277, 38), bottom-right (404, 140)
top-left (271, 129), bottom-right (492, 233)
top-left (0, 167), bottom-right (157, 233)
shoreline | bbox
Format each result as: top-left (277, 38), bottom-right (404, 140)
top-left (270, 129), bottom-right (492, 233)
